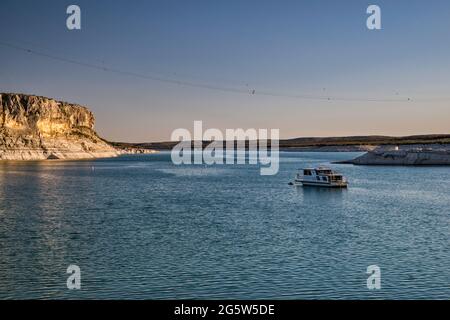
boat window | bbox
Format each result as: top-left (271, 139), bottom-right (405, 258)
top-left (304, 170), bottom-right (312, 176)
top-left (316, 176), bottom-right (320, 181)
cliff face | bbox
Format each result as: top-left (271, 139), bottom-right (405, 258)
top-left (0, 93), bottom-right (119, 160)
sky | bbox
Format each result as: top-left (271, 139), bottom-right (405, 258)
top-left (1, 0), bottom-right (450, 142)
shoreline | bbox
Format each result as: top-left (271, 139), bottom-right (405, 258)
top-left (337, 148), bottom-right (450, 166)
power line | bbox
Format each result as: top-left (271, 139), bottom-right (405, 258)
top-left (0, 40), bottom-right (445, 103)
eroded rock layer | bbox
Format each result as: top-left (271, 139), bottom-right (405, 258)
top-left (0, 93), bottom-right (119, 160)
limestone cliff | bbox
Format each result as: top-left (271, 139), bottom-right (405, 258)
top-left (0, 93), bottom-right (119, 160)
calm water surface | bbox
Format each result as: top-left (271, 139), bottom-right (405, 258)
top-left (0, 152), bottom-right (448, 299)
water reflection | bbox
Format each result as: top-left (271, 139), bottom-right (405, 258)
top-left (0, 161), bottom-right (92, 298)
top-left (297, 185), bottom-right (345, 204)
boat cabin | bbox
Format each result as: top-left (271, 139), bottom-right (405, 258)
top-left (300, 168), bottom-right (344, 183)
top-left (294, 166), bottom-right (348, 188)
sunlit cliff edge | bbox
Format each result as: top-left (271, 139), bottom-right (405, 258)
top-left (0, 93), bottom-right (119, 160)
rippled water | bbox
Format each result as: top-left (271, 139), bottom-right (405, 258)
top-left (0, 152), bottom-right (448, 299)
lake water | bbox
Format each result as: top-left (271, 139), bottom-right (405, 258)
top-left (0, 152), bottom-right (448, 299)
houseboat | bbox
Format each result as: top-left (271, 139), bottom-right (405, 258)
top-left (293, 166), bottom-right (348, 188)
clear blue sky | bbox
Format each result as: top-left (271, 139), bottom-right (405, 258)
top-left (1, 0), bottom-right (450, 142)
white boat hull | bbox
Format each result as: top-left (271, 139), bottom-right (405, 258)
top-left (294, 179), bottom-right (348, 188)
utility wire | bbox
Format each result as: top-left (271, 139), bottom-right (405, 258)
top-left (0, 40), bottom-right (445, 103)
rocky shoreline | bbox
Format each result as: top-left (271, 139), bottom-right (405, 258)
top-left (338, 146), bottom-right (450, 165)
top-left (118, 148), bottom-right (159, 155)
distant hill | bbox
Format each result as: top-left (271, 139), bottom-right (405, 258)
top-left (111, 134), bottom-right (450, 151)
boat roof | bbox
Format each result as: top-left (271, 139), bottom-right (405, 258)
top-left (298, 167), bottom-right (342, 175)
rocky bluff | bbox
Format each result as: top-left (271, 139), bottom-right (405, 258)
top-left (0, 93), bottom-right (119, 160)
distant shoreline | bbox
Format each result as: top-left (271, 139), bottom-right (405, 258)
top-left (337, 148), bottom-right (450, 166)
top-left (111, 134), bottom-right (450, 152)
